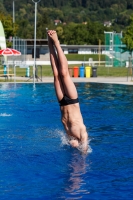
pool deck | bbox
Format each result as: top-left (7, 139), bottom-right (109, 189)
top-left (1, 76), bottom-right (133, 85)
top-left (40, 77), bottom-right (133, 85)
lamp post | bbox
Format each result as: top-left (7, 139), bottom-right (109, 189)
top-left (12, 1), bottom-right (15, 50)
top-left (32, 0), bottom-right (41, 84)
top-left (13, 1), bottom-right (15, 24)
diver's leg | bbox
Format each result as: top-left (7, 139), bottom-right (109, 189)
top-left (48, 34), bottom-right (64, 101)
top-left (47, 30), bottom-right (78, 99)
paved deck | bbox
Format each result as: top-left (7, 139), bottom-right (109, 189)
top-left (0, 76), bottom-right (133, 85)
top-left (11, 76), bottom-right (133, 85)
top-left (43, 77), bottom-right (133, 85)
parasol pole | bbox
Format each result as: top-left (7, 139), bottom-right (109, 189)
top-left (14, 57), bottom-right (16, 83)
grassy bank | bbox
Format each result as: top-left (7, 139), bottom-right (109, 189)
top-left (17, 66), bottom-right (129, 77)
top-left (0, 53), bottom-right (130, 80)
top-left (0, 65), bottom-right (129, 79)
top-left (65, 54), bottom-right (105, 61)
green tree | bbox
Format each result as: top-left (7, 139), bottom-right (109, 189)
top-left (63, 23), bottom-right (77, 45)
top-left (122, 14), bottom-right (133, 56)
top-left (0, 1), bottom-right (6, 13)
top-left (0, 12), bottom-right (18, 38)
top-left (62, 22), bottom-right (89, 45)
top-left (86, 20), bottom-right (110, 45)
top-left (56, 26), bottom-right (64, 43)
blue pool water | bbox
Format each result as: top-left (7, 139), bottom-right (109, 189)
top-left (0, 83), bottom-right (133, 200)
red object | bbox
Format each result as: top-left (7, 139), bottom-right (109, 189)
top-left (0, 48), bottom-right (21, 55)
top-left (73, 66), bottom-right (79, 77)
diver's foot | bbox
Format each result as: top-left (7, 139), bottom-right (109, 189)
top-left (47, 30), bottom-right (59, 46)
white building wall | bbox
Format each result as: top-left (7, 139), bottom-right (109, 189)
top-left (78, 48), bottom-right (91, 54)
top-left (64, 49), bottom-right (68, 54)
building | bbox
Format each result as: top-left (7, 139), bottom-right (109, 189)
top-left (54, 20), bottom-right (62, 25)
top-left (26, 41), bottom-right (106, 55)
top-left (104, 21), bottom-right (112, 27)
top-left (4, 36), bottom-right (127, 67)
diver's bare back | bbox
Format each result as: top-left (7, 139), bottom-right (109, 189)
top-left (60, 103), bottom-right (87, 141)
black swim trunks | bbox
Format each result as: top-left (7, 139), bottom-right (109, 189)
top-left (59, 95), bottom-right (79, 106)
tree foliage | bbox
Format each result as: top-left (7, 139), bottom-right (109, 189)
top-left (0, 12), bottom-right (18, 38)
top-left (0, 0), bottom-right (132, 45)
top-left (122, 14), bottom-right (133, 56)
top-left (1, 0), bottom-right (132, 24)
top-left (55, 20), bottom-right (111, 45)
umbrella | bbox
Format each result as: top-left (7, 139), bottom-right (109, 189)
top-left (0, 48), bottom-right (21, 56)
top-left (0, 48), bottom-right (21, 82)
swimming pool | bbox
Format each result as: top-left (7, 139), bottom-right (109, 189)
top-left (0, 83), bottom-right (133, 200)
